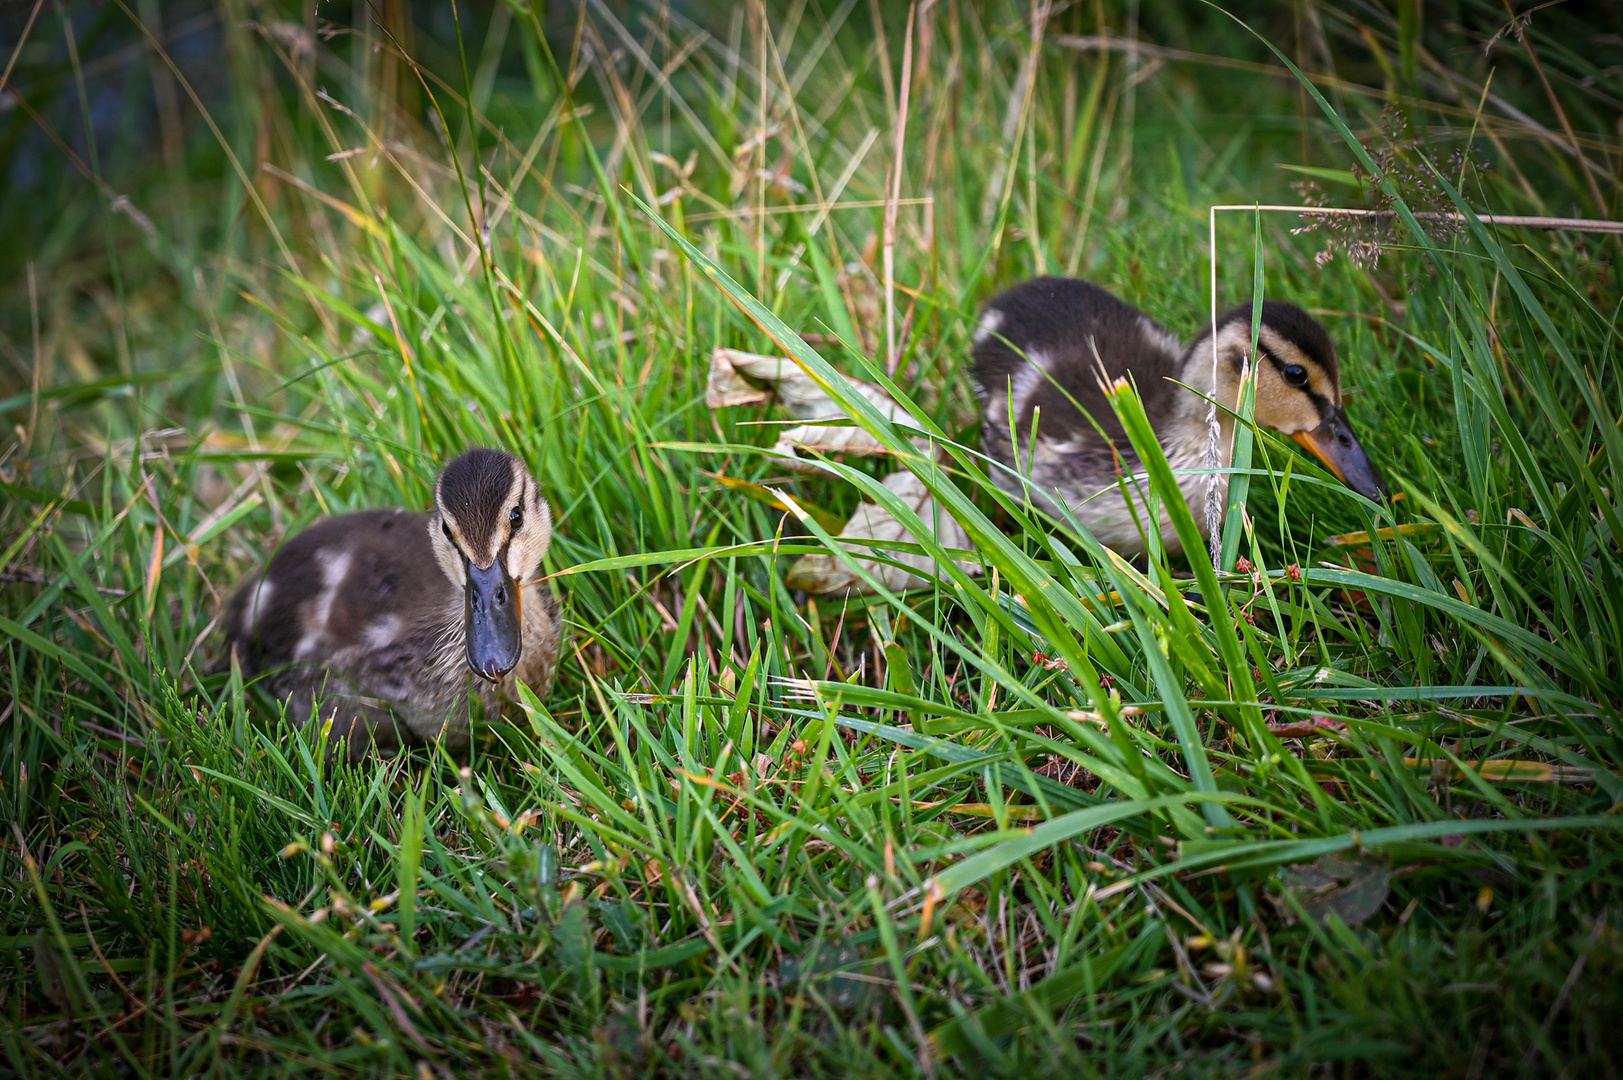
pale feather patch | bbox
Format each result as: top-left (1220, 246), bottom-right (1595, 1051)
top-left (1166, 423), bottom-right (1231, 531)
top-left (1001, 422), bottom-right (1232, 558)
top-left (241, 579), bottom-right (273, 633)
top-left (319, 548), bottom-right (352, 592)
top-left (980, 351), bottom-right (1045, 430)
top-left (972, 307), bottom-right (1004, 347)
top-left (1006, 352), bottom-right (1045, 419)
top-left (1137, 316), bottom-right (1184, 361)
top-left (295, 549), bottom-right (353, 659)
top-left (364, 613), bottom-right (403, 649)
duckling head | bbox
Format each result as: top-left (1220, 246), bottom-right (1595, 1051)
top-left (1188, 301), bottom-right (1387, 501)
top-left (428, 448), bottom-right (554, 682)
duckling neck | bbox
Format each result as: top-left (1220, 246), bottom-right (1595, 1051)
top-left (1145, 351), bottom-right (1243, 542)
top-left (1164, 350), bottom-right (1239, 470)
top-left (427, 575), bottom-right (556, 711)
top-left (422, 583), bottom-right (477, 696)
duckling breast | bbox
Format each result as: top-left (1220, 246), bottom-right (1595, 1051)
top-left (982, 421), bottom-right (1197, 557)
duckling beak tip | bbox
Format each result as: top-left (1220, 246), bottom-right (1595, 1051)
top-left (464, 559), bottom-right (523, 681)
top-left (1291, 408), bottom-right (1388, 502)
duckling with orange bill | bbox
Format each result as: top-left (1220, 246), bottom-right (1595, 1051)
top-left (971, 276), bottom-right (1386, 556)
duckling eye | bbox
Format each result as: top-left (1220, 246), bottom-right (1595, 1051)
top-left (1282, 364), bottom-right (1309, 388)
top-left (441, 522), bottom-right (453, 543)
top-left (509, 506), bottom-right (523, 531)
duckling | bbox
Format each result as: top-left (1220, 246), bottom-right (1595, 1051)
top-left (971, 277), bottom-right (1386, 557)
top-left (224, 448), bottom-right (563, 756)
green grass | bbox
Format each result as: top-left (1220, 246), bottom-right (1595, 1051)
top-left (3, 1), bottom-right (1622, 1076)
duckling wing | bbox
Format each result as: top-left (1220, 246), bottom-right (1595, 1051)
top-left (226, 509), bottom-right (461, 728)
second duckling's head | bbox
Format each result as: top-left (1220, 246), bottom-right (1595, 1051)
top-left (1189, 301), bottom-right (1387, 501)
top-left (428, 448), bottom-right (554, 682)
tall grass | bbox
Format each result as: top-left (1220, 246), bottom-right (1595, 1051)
top-left (2, 1), bottom-right (1621, 1075)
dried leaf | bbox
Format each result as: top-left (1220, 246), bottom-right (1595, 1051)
top-left (707, 348), bottom-right (979, 594)
top-left (1268, 715), bottom-right (1348, 739)
top-left (1278, 853), bottom-right (1391, 927)
top-left (785, 471), bottom-right (980, 595)
top-left (705, 349), bottom-right (773, 408)
top-left (706, 347), bottom-right (930, 472)
top-left (1403, 757), bottom-right (1599, 784)
top-left (1324, 523), bottom-right (1442, 547)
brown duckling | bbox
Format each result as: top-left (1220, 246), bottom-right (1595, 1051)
top-left (971, 277), bottom-right (1386, 556)
top-left (225, 448), bottom-right (563, 755)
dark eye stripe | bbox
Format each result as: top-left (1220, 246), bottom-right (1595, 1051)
top-left (1259, 346), bottom-right (1310, 385)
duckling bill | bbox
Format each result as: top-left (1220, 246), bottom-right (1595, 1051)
top-left (225, 448), bottom-right (563, 755)
top-left (972, 277), bottom-right (1386, 556)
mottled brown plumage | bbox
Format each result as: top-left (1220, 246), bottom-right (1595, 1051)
top-left (225, 449), bottom-right (563, 756)
top-left (971, 277), bottom-right (1385, 556)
